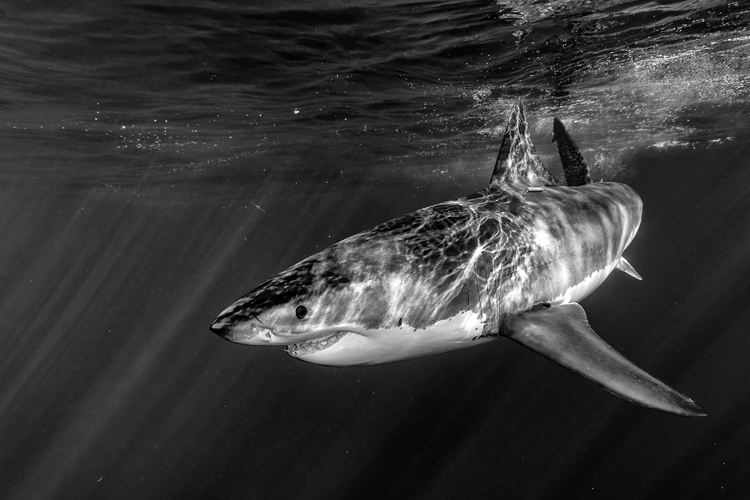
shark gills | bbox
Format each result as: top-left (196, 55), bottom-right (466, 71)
top-left (211, 103), bottom-right (705, 417)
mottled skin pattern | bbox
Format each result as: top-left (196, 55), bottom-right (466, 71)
top-left (492, 100), bottom-right (557, 187)
top-left (211, 103), bottom-right (641, 365)
top-left (214, 181), bottom-right (640, 340)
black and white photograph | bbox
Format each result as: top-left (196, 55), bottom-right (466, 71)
top-left (1, 1), bottom-right (749, 498)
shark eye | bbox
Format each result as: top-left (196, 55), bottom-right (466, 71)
top-left (295, 305), bottom-right (308, 319)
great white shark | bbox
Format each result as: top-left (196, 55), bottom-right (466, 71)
top-left (211, 103), bottom-right (705, 417)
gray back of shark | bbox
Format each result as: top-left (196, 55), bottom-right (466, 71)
top-left (211, 103), bottom-right (705, 417)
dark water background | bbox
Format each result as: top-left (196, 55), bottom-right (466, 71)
top-left (2, 1), bottom-right (750, 498)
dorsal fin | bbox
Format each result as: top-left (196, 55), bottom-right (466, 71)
top-left (490, 103), bottom-right (557, 188)
top-left (553, 117), bottom-right (591, 186)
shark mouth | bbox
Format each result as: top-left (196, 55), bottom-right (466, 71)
top-left (286, 331), bottom-right (350, 357)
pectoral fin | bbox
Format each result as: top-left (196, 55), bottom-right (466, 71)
top-left (504, 303), bottom-right (706, 417)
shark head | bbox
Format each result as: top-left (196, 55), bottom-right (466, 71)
top-left (210, 227), bottom-right (489, 365)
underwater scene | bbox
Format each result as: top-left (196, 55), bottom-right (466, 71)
top-left (1, 1), bottom-right (749, 498)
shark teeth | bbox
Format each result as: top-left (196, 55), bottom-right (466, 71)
top-left (287, 331), bottom-right (349, 356)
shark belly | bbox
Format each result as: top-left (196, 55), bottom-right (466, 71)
top-left (288, 310), bottom-right (492, 366)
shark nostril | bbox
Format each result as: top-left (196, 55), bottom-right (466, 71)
top-left (210, 312), bottom-right (236, 336)
top-left (210, 319), bottom-right (226, 335)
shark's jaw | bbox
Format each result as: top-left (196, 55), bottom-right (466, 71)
top-left (286, 331), bottom-right (351, 358)
top-left (213, 317), bottom-right (361, 348)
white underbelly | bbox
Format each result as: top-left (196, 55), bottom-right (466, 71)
top-left (290, 310), bottom-right (493, 366)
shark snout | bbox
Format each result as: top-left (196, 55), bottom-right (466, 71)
top-left (210, 306), bottom-right (238, 336)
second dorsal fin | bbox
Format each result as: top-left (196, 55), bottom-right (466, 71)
top-left (490, 103), bottom-right (557, 188)
top-left (553, 117), bottom-right (591, 186)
